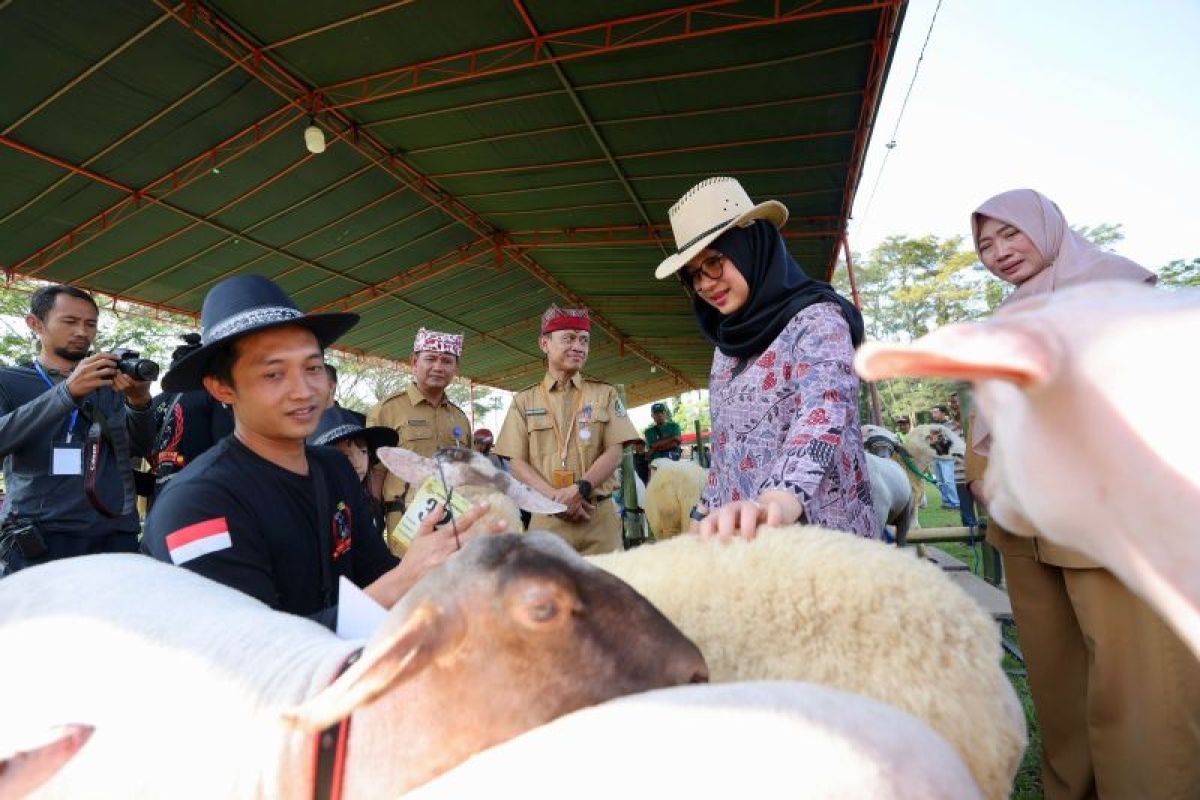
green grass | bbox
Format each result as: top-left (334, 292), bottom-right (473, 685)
top-left (918, 494), bottom-right (1044, 800)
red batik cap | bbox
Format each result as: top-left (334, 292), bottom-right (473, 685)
top-left (541, 304), bottom-right (591, 334)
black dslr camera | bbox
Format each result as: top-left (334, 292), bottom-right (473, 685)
top-left (1, 514), bottom-right (48, 560)
top-left (110, 348), bottom-right (160, 382)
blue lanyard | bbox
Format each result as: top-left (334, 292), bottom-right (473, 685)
top-left (33, 361), bottom-right (80, 443)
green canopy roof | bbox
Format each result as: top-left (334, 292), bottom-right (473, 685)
top-left (0, 0), bottom-right (904, 405)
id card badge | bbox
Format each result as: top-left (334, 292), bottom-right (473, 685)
top-left (50, 441), bottom-right (84, 476)
top-left (551, 468), bottom-right (576, 489)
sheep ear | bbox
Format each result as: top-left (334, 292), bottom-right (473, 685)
top-left (0, 724), bottom-right (94, 798)
top-left (377, 447), bottom-right (437, 484)
top-left (496, 472), bottom-right (568, 514)
top-left (854, 322), bottom-right (1055, 389)
top-left (283, 602), bottom-right (463, 731)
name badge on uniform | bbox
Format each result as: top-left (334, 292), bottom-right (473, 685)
top-left (578, 403), bottom-right (593, 441)
top-left (525, 407), bottom-right (548, 417)
top-left (407, 418), bottom-right (430, 426)
top-left (50, 442), bottom-right (83, 476)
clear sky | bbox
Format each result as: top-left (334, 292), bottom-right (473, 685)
top-left (847, 0), bottom-right (1200, 269)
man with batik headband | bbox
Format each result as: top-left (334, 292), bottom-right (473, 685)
top-left (367, 327), bottom-right (471, 549)
top-left (495, 304), bottom-right (640, 554)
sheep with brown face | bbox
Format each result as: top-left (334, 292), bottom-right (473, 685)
top-left (0, 533), bottom-right (707, 798)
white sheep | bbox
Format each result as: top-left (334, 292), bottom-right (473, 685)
top-left (0, 536), bottom-right (704, 798)
top-left (865, 452), bottom-right (915, 544)
top-left (587, 528), bottom-right (1026, 800)
top-left (863, 424), bottom-right (930, 519)
top-left (372, 458), bottom-right (1024, 797)
top-left (911, 422), bottom-right (966, 469)
top-left (643, 459), bottom-right (708, 539)
top-left (408, 681), bottom-right (983, 799)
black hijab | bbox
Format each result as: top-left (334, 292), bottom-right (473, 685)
top-left (692, 220), bottom-right (865, 359)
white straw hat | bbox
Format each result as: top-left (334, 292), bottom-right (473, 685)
top-left (654, 177), bottom-right (788, 279)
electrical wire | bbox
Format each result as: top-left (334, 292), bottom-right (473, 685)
top-left (856, 0), bottom-right (946, 233)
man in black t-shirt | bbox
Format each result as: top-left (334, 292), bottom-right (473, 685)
top-left (148, 334), bottom-right (236, 502)
top-left (142, 276), bottom-right (502, 628)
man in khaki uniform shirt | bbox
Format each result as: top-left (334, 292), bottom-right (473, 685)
top-left (964, 398), bottom-right (1200, 800)
top-left (368, 328), bottom-right (470, 546)
top-left (495, 305), bottom-right (640, 555)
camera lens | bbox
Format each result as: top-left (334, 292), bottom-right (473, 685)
top-left (134, 359), bottom-right (160, 381)
top-left (117, 356), bottom-right (160, 382)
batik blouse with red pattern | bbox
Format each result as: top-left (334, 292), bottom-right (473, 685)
top-left (700, 301), bottom-right (878, 538)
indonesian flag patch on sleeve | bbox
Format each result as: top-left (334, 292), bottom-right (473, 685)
top-left (166, 517), bottom-right (232, 565)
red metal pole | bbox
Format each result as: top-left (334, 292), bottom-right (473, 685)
top-left (842, 232), bottom-right (882, 426)
top-left (841, 233), bottom-right (862, 309)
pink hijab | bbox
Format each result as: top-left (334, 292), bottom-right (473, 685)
top-left (972, 188), bottom-right (1155, 308)
top-left (970, 188), bottom-right (1156, 453)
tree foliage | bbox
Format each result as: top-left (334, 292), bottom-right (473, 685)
top-left (1071, 222), bottom-right (1125, 251)
top-left (0, 278), bottom-right (191, 370)
top-left (1156, 258), bottom-right (1200, 289)
top-left (665, 390), bottom-right (711, 437)
top-left (832, 235), bottom-right (988, 423)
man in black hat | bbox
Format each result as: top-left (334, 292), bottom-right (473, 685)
top-left (142, 275), bottom-right (501, 627)
top-left (148, 333), bottom-right (235, 504)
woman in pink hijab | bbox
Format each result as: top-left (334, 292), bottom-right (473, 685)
top-left (965, 189), bottom-right (1199, 800)
top-left (972, 187), bottom-right (1154, 302)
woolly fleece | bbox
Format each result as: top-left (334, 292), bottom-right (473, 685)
top-left (643, 459), bottom-right (707, 539)
top-left (588, 527), bottom-right (1026, 800)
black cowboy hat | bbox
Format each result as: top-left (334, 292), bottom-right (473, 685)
top-left (162, 275), bottom-right (359, 392)
top-left (308, 406), bottom-right (398, 452)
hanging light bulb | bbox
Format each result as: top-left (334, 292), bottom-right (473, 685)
top-left (304, 118), bottom-right (326, 154)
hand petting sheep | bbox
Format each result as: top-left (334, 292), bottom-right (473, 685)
top-left (379, 447), bottom-right (1026, 798)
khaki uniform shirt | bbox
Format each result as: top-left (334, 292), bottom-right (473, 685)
top-left (494, 372), bottom-right (640, 498)
top-left (368, 383), bottom-right (471, 507)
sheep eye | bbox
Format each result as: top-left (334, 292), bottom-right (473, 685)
top-left (527, 598), bottom-right (559, 623)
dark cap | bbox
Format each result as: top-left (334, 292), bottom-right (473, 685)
top-left (308, 406), bottom-right (398, 452)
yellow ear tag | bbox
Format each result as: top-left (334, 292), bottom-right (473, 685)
top-left (390, 476), bottom-right (474, 551)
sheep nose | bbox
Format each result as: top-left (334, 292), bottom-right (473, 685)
top-left (666, 641), bottom-right (709, 686)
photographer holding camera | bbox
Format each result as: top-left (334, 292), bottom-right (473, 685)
top-left (0, 285), bottom-right (155, 574)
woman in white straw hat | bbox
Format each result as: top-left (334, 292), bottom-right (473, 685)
top-left (656, 177), bottom-right (876, 540)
